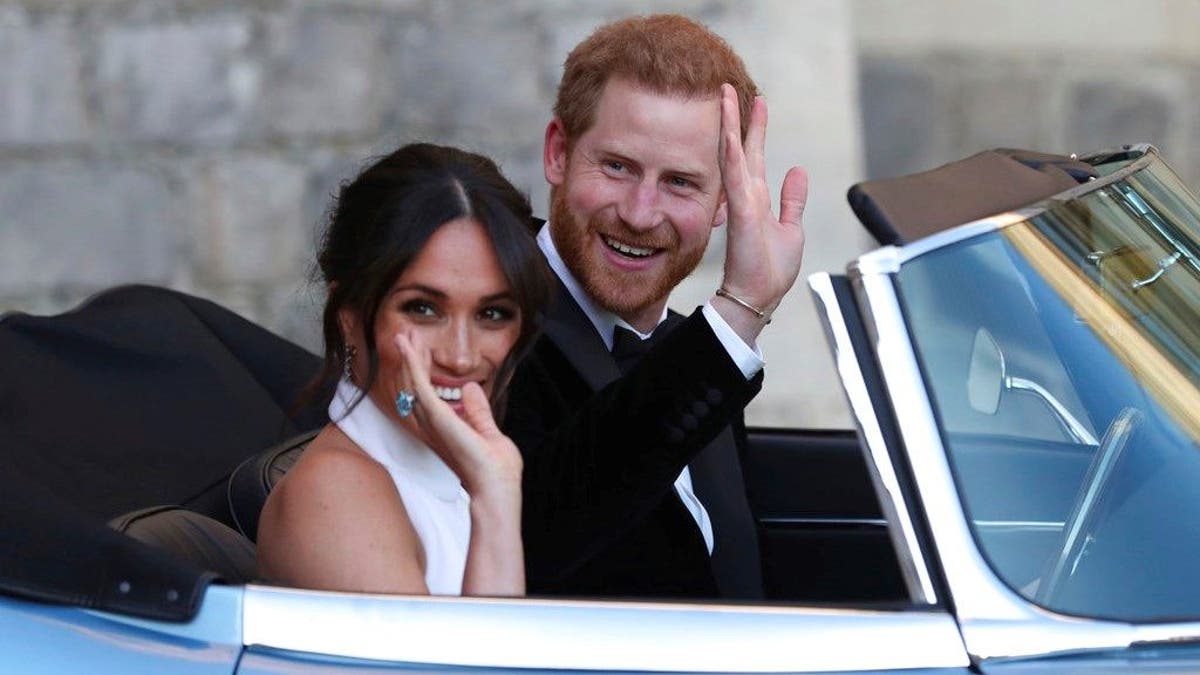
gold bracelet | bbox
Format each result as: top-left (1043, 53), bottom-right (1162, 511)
top-left (715, 287), bottom-right (772, 325)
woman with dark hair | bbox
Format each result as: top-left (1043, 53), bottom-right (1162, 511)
top-left (257, 143), bottom-right (550, 596)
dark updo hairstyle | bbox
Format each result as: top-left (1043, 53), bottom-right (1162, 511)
top-left (311, 143), bottom-right (551, 418)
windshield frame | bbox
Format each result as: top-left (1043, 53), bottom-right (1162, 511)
top-left (840, 144), bottom-right (1200, 662)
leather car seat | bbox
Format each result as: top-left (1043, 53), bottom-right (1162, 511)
top-left (109, 506), bottom-right (256, 584)
top-left (227, 430), bottom-right (318, 541)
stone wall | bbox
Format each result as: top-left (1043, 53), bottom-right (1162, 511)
top-left (1, 0), bottom-right (865, 427)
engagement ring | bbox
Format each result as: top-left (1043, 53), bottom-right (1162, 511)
top-left (395, 390), bottom-right (416, 417)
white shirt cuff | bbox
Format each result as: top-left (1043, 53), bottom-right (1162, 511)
top-left (701, 301), bottom-right (764, 380)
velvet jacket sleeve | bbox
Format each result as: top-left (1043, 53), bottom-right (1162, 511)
top-left (502, 308), bottom-right (763, 584)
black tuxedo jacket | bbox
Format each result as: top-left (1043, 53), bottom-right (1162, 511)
top-left (504, 280), bottom-right (764, 598)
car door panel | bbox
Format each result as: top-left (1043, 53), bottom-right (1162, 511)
top-left (744, 428), bottom-right (907, 602)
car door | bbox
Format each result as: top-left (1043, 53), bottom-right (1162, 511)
top-left (234, 583), bottom-right (970, 673)
top-left (743, 427), bottom-right (907, 602)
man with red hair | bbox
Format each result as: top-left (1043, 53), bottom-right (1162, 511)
top-left (504, 14), bottom-right (808, 599)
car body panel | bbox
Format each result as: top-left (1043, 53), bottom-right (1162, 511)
top-left (240, 584), bottom-right (969, 672)
top-left (0, 592), bottom-right (241, 674)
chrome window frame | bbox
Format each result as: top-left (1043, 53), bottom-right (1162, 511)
top-left (809, 273), bottom-right (939, 605)
top-left (828, 144), bottom-right (1200, 662)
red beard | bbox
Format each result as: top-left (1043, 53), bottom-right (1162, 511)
top-left (548, 185), bottom-right (706, 321)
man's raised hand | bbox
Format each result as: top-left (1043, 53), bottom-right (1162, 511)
top-left (714, 83), bottom-right (809, 343)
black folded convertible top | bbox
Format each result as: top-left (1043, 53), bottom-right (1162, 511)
top-left (848, 148), bottom-right (1101, 245)
top-left (0, 285), bottom-right (327, 620)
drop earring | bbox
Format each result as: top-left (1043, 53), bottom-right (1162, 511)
top-left (343, 344), bottom-right (357, 381)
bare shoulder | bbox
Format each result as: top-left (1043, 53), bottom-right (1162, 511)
top-left (257, 424), bottom-right (425, 593)
top-left (260, 425), bottom-right (404, 534)
top-left (277, 425), bottom-right (395, 502)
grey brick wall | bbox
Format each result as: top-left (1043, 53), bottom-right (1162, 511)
top-left (10, 0), bottom-right (1200, 428)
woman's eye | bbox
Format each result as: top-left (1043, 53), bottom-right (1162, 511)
top-left (479, 306), bottom-right (516, 323)
top-left (402, 300), bottom-right (438, 318)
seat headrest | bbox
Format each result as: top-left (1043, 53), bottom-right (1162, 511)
top-left (227, 430), bottom-right (318, 541)
top-left (110, 506), bottom-right (256, 584)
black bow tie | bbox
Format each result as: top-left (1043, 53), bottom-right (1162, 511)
top-left (612, 325), bottom-right (656, 374)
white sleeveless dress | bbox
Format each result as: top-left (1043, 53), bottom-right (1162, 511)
top-left (329, 379), bottom-right (470, 595)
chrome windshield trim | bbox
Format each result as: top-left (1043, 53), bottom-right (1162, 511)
top-left (895, 212), bottom-right (1034, 264)
top-left (242, 585), bottom-right (969, 671)
top-left (808, 273), bottom-right (938, 605)
top-left (854, 217), bottom-right (1033, 278)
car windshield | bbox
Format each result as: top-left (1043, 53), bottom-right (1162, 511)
top-left (896, 153), bottom-right (1200, 622)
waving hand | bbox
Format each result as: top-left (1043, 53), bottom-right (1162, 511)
top-left (713, 83), bottom-right (809, 343)
top-left (394, 331), bottom-right (524, 596)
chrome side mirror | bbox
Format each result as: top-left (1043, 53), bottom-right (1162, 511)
top-left (967, 328), bottom-right (1004, 415)
top-left (966, 327), bottom-right (1098, 444)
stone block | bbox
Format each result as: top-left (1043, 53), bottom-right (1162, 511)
top-left (382, 6), bottom-right (551, 212)
top-left (859, 57), bottom-right (941, 179)
top-left (0, 8), bottom-right (89, 144)
top-left (270, 281), bottom-right (324, 354)
top-left (385, 8), bottom-right (546, 140)
top-left (953, 58), bottom-right (1057, 154)
top-left (1182, 73), bottom-right (1200, 190)
top-left (257, 11), bottom-right (385, 138)
top-left (0, 160), bottom-right (179, 293)
top-left (852, 0), bottom-right (1200, 59)
top-left (195, 155), bottom-right (307, 285)
top-left (1070, 78), bottom-right (1171, 154)
top-left (301, 149), bottom-right (374, 250)
top-left (95, 16), bottom-right (257, 142)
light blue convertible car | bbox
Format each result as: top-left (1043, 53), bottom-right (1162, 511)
top-left (3, 144), bottom-right (1200, 673)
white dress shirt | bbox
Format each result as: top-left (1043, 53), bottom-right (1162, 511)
top-left (536, 224), bottom-right (765, 554)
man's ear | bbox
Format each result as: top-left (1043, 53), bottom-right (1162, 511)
top-left (544, 118), bottom-right (569, 187)
top-left (712, 190), bottom-right (728, 228)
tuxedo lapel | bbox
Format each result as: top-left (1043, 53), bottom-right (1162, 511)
top-left (543, 283), bottom-right (690, 394)
top-left (541, 278), bottom-right (620, 392)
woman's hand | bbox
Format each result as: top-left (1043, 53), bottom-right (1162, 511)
top-left (395, 330), bottom-right (525, 596)
top-left (393, 331), bottom-right (522, 496)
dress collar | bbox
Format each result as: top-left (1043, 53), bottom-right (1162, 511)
top-left (329, 379), bottom-right (463, 502)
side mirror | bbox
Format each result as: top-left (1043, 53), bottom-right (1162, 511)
top-left (967, 328), bottom-right (1005, 415)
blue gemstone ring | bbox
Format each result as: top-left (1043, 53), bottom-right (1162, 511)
top-left (395, 390), bottom-right (417, 418)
